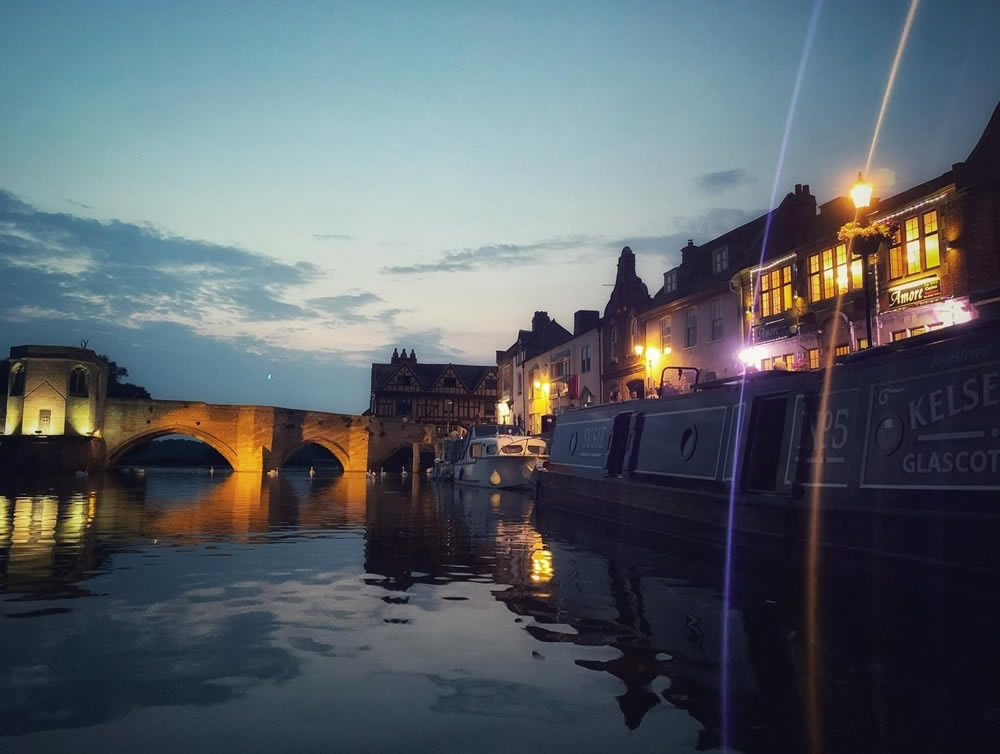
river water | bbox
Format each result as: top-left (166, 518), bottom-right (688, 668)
top-left (1, 470), bottom-right (998, 753)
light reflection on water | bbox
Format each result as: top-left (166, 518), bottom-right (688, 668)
top-left (0, 470), bottom-right (998, 752)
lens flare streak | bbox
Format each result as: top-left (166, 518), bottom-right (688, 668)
top-left (720, 1), bottom-right (825, 749)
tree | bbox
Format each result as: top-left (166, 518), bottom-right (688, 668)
top-left (96, 353), bottom-right (151, 399)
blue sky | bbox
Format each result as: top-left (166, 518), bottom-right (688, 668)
top-left (2, 0), bottom-right (998, 412)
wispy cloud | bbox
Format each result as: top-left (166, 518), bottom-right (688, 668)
top-left (312, 232), bottom-right (354, 241)
top-left (66, 198), bottom-right (92, 210)
top-left (695, 168), bottom-right (752, 193)
top-left (306, 291), bottom-right (401, 325)
top-left (382, 236), bottom-right (596, 275)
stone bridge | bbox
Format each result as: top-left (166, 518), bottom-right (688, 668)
top-left (102, 398), bottom-right (436, 473)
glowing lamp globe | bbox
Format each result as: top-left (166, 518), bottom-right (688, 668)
top-left (850, 171), bottom-right (873, 210)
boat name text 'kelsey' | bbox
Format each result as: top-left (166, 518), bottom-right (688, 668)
top-left (907, 371), bottom-right (1000, 430)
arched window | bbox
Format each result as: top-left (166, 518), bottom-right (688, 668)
top-left (610, 324), bottom-right (618, 353)
top-left (9, 364), bottom-right (25, 397)
top-left (630, 318), bottom-right (639, 349)
top-left (69, 366), bottom-right (89, 398)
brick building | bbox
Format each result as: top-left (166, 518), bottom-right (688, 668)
top-left (369, 349), bottom-right (498, 431)
top-left (641, 185), bottom-right (820, 385)
top-left (496, 311), bottom-right (574, 432)
top-left (736, 100), bottom-right (1000, 368)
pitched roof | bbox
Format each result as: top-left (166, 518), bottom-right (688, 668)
top-left (370, 358), bottom-right (495, 393)
top-left (650, 186), bottom-right (816, 308)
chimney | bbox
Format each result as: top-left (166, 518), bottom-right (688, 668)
top-left (409, 349), bottom-right (417, 363)
top-left (531, 311), bottom-right (550, 333)
top-left (391, 347), bottom-right (399, 364)
top-left (573, 309), bottom-right (599, 336)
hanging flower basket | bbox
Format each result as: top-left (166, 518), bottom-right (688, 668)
top-left (837, 220), bottom-right (896, 244)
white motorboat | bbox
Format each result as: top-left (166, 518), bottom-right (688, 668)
top-left (453, 431), bottom-right (547, 489)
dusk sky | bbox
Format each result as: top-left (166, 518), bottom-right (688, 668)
top-left (2, 0), bottom-right (998, 413)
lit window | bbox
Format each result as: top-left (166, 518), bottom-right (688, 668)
top-left (760, 264), bottom-right (793, 317)
top-left (835, 344), bottom-right (850, 357)
top-left (889, 226), bottom-right (904, 279)
top-left (710, 298), bottom-right (724, 341)
top-left (660, 316), bottom-right (671, 351)
top-left (891, 211), bottom-right (940, 279)
top-left (808, 348), bottom-right (819, 370)
top-left (924, 211), bottom-right (940, 268)
top-left (685, 308), bottom-right (698, 348)
top-left (809, 245), bottom-right (861, 302)
top-left (905, 217), bottom-right (921, 275)
top-left (858, 338), bottom-right (869, 350)
top-left (712, 246), bottom-right (729, 274)
top-left (851, 258), bottom-right (863, 290)
top-left (910, 325), bottom-right (926, 337)
top-left (892, 330), bottom-right (908, 342)
top-left (664, 270), bottom-right (677, 293)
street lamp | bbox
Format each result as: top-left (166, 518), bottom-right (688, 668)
top-left (850, 171), bottom-right (873, 210)
top-left (851, 171), bottom-right (876, 347)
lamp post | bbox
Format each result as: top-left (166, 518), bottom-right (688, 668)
top-left (850, 171), bottom-right (875, 347)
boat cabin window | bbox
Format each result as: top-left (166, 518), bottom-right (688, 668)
top-left (470, 443), bottom-right (485, 458)
top-left (501, 443), bottom-right (524, 455)
top-left (485, 443), bottom-right (497, 455)
top-left (527, 443), bottom-right (546, 455)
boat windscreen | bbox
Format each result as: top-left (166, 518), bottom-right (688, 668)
top-left (526, 443), bottom-right (546, 455)
top-left (500, 444), bottom-right (524, 455)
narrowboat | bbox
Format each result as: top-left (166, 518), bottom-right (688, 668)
top-left (536, 317), bottom-right (1000, 573)
top-left (453, 425), bottom-right (547, 489)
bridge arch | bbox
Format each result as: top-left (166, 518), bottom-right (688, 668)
top-left (274, 435), bottom-right (350, 471)
top-left (106, 425), bottom-right (241, 470)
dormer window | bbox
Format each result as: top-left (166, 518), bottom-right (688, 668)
top-left (664, 270), bottom-right (677, 293)
top-left (712, 246), bottom-right (729, 274)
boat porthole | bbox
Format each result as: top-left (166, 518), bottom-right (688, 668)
top-left (875, 414), bottom-right (903, 455)
top-left (569, 432), bottom-right (579, 456)
top-left (680, 424), bottom-right (697, 461)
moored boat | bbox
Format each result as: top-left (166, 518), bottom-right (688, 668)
top-left (453, 425), bottom-right (547, 489)
top-left (536, 317), bottom-right (1000, 573)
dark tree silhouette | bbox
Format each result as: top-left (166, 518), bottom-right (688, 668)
top-left (96, 353), bottom-right (151, 399)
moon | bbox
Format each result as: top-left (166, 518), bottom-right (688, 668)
top-left (267, 373), bottom-right (272, 380)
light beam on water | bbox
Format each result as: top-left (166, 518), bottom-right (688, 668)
top-left (719, 1), bottom-right (825, 749)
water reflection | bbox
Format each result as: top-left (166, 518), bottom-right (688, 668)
top-left (0, 472), bottom-right (997, 752)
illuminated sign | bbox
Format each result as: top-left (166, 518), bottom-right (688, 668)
top-left (888, 276), bottom-right (941, 308)
top-left (754, 318), bottom-right (796, 343)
